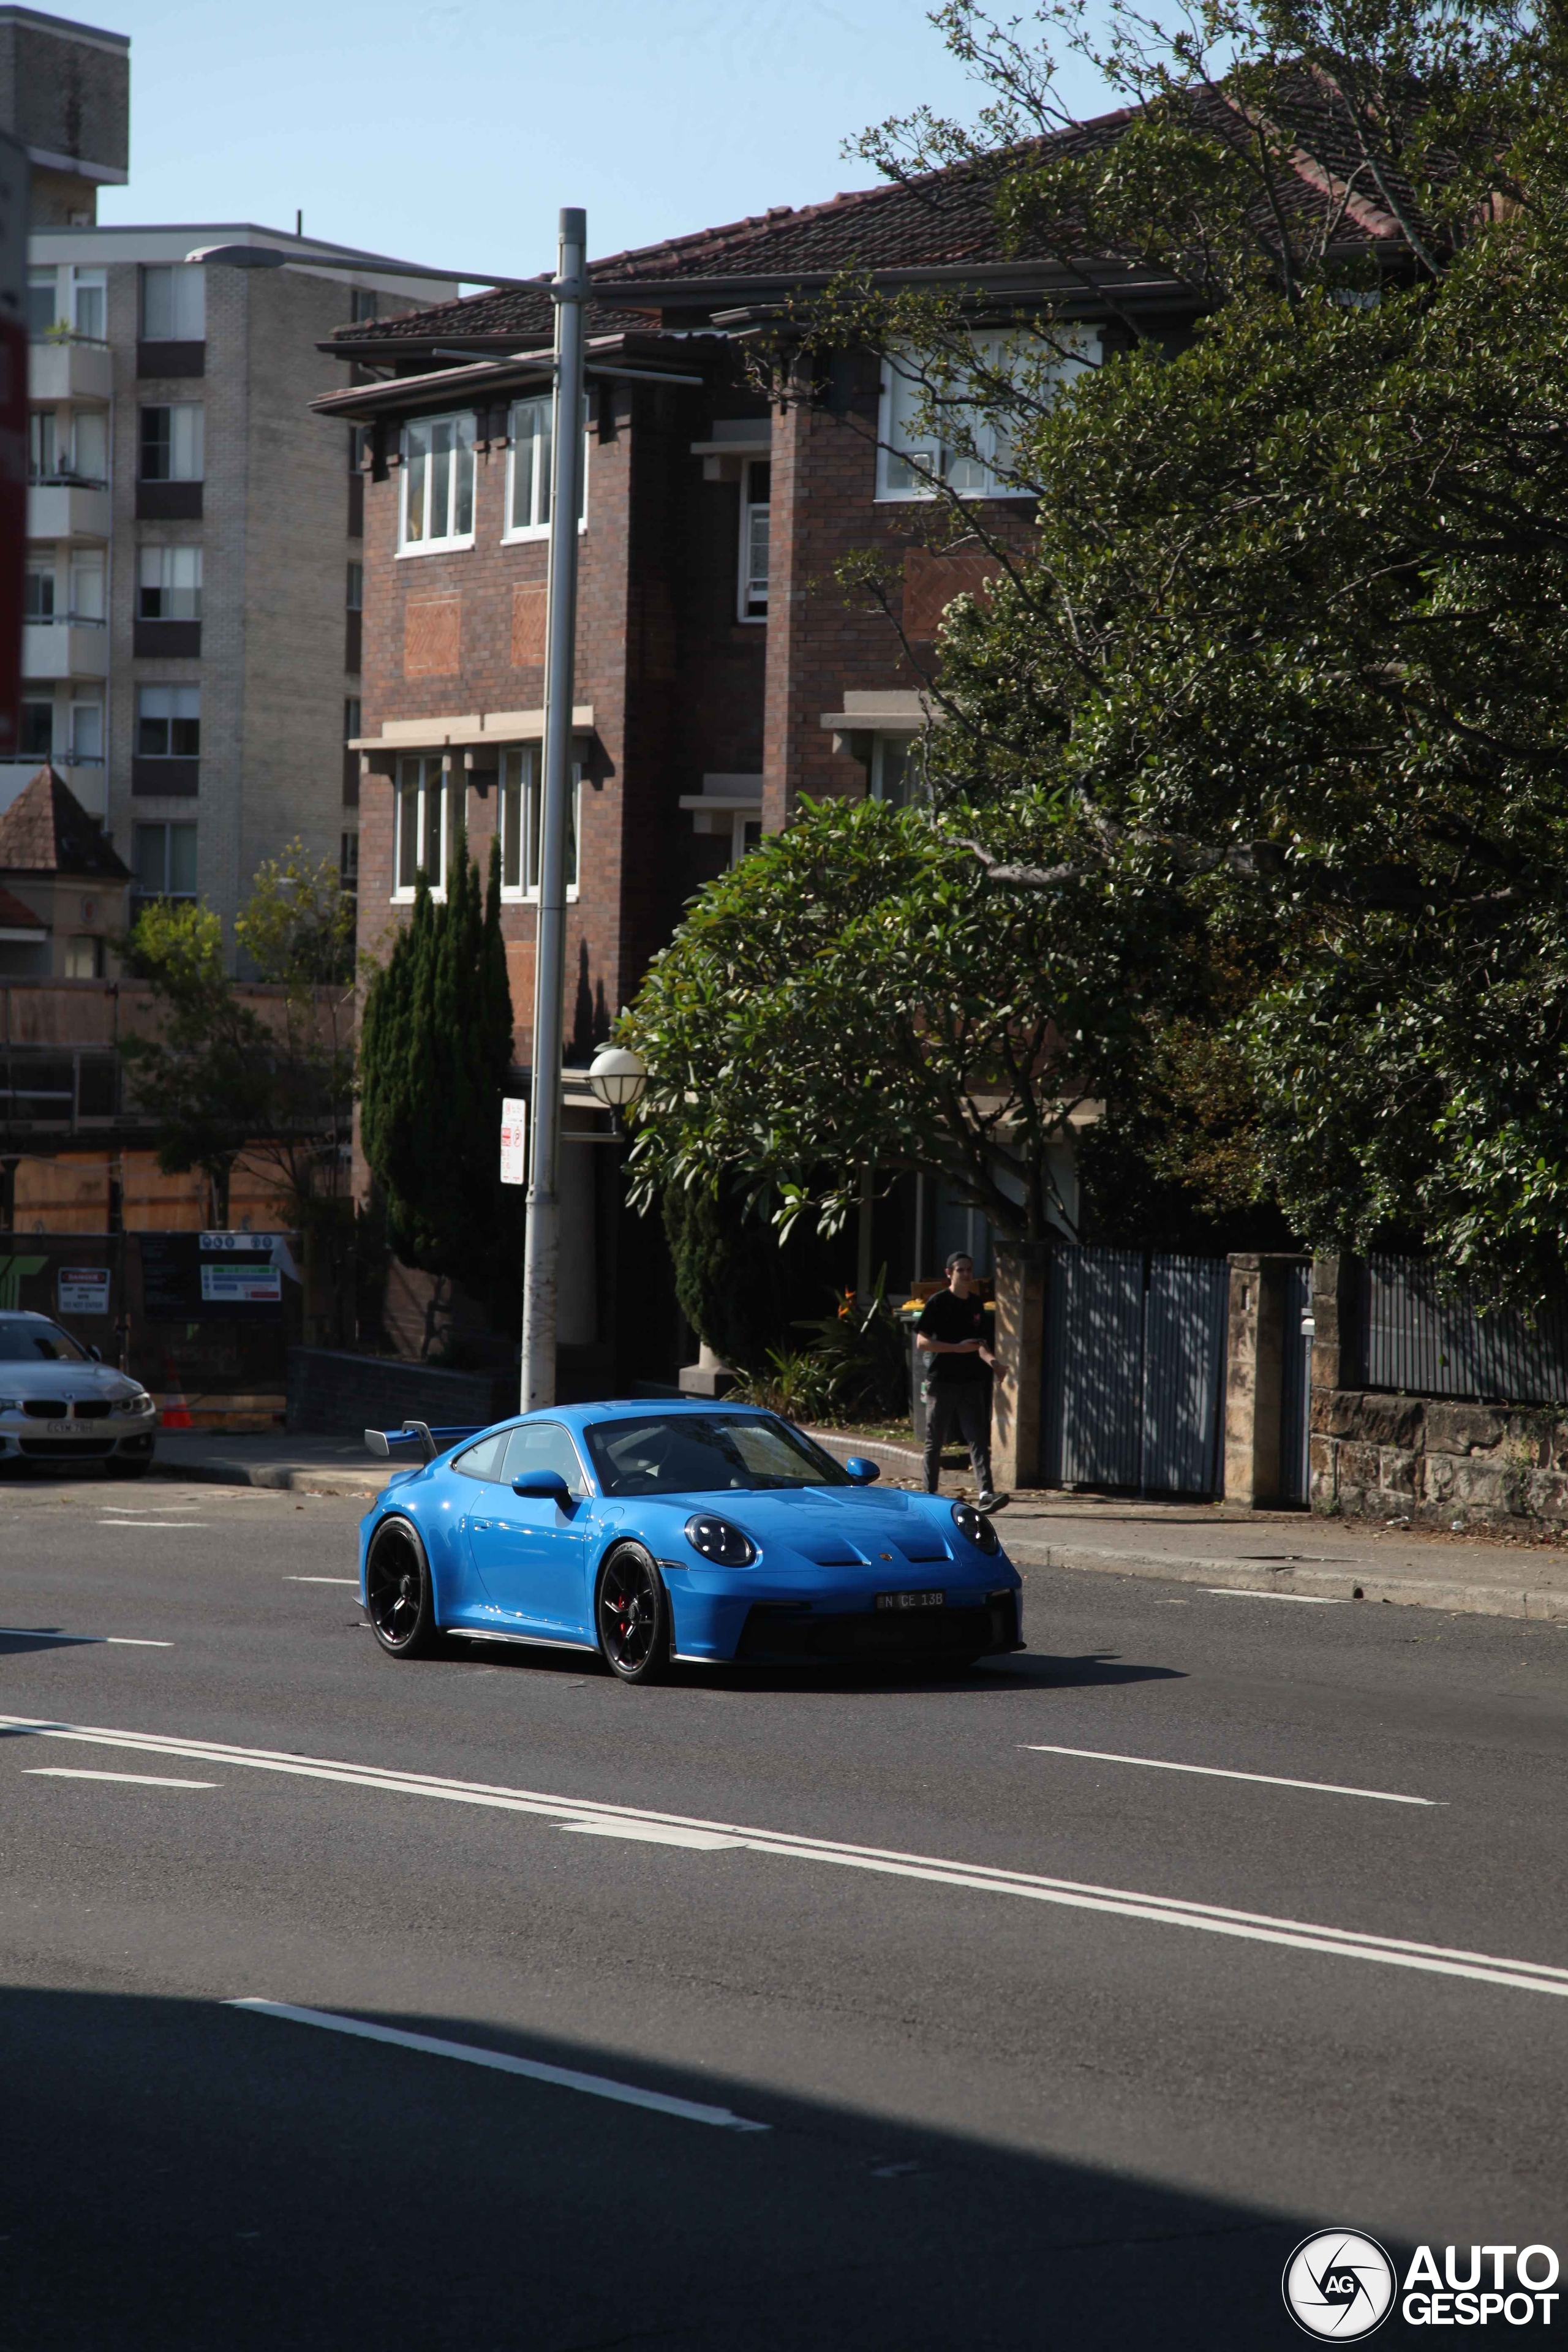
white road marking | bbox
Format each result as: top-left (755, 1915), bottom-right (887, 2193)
top-left (285, 1577), bottom-right (361, 1587)
top-left (99, 1521), bottom-right (209, 1530)
top-left (1022, 1743), bottom-right (1437, 1806)
top-left (0, 1628), bottom-right (172, 1648)
top-left (26, 1768), bottom-right (217, 1787)
top-left (1201, 1588), bottom-right (1346, 1604)
top-left (3, 1713), bottom-right (1562, 2001)
top-left (227, 1999), bottom-right (769, 2131)
top-left (558, 1817), bottom-right (746, 1850)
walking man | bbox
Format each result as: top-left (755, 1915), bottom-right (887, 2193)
top-left (916, 1251), bottom-right (1007, 1511)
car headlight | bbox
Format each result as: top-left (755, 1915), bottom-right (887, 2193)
top-left (684, 1513), bottom-right (756, 1566)
top-left (113, 1390), bottom-right (156, 1415)
top-left (0, 1396), bottom-right (22, 1414)
top-left (951, 1501), bottom-right (1001, 1556)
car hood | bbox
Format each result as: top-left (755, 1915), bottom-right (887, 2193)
top-left (633, 1483), bottom-right (957, 1566)
top-left (0, 1362), bottom-right (146, 1403)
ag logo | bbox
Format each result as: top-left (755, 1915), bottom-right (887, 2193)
top-left (1283, 2231), bottom-right (1395, 2338)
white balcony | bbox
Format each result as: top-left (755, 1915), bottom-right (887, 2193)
top-left (0, 756), bottom-right (106, 818)
top-left (26, 481), bottom-right (111, 543)
top-left (23, 621), bottom-right (109, 682)
top-left (28, 336), bottom-right (113, 407)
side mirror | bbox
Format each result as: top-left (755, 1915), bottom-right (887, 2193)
top-left (87, 1344), bottom-right (102, 1363)
top-left (843, 1457), bottom-right (880, 1485)
top-left (513, 1469), bottom-right (571, 1504)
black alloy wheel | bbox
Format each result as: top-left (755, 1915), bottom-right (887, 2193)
top-left (596, 1544), bottom-right (670, 1684)
top-left (365, 1517), bottom-right (440, 1658)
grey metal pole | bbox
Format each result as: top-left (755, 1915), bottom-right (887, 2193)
top-left (520, 206), bottom-right (587, 1411)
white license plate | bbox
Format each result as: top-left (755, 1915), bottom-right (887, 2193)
top-left (875, 1590), bottom-right (945, 1611)
top-left (45, 1421), bottom-right (74, 1436)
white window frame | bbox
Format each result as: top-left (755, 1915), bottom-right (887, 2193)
top-left (135, 683), bottom-right (201, 760)
top-left (70, 267), bottom-right (106, 341)
top-left (69, 698), bottom-right (104, 764)
top-left (728, 810), bottom-right (763, 866)
top-left (67, 547), bottom-right (105, 624)
top-left (24, 554), bottom-right (56, 620)
top-left (70, 407), bottom-right (107, 486)
top-left (141, 262), bottom-right (206, 342)
top-left (398, 410), bottom-right (477, 556)
top-left (392, 754), bottom-right (461, 899)
top-left (502, 394), bottom-right (588, 542)
top-left (138, 545), bottom-right (202, 620)
top-left (737, 457), bottom-right (769, 622)
top-left (140, 402), bottom-right (205, 483)
top-left (497, 743), bottom-right (581, 903)
top-left (869, 733), bottom-right (927, 807)
top-left (133, 820), bottom-right (198, 900)
top-left (875, 330), bottom-right (1100, 503)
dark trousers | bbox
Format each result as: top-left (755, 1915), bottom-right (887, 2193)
top-left (924, 1381), bottom-right (993, 1495)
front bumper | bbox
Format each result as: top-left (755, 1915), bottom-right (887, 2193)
top-left (663, 1563), bottom-right (1023, 1665)
top-left (0, 1412), bottom-right (158, 1463)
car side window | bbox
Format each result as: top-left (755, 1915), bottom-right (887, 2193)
top-left (502, 1420), bottom-right (585, 1494)
top-left (452, 1432), bottom-right (508, 1482)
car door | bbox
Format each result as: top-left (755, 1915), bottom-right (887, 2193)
top-left (464, 1420), bottom-right (590, 1638)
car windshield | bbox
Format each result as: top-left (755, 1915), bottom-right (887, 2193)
top-left (0, 1319), bottom-right (90, 1362)
top-left (582, 1413), bottom-right (850, 1497)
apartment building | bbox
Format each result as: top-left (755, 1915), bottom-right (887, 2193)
top-left (4, 6), bottom-right (461, 956)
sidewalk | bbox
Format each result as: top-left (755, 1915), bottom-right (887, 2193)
top-left (804, 1429), bottom-right (1568, 1626)
top-left (149, 1430), bottom-right (1568, 1624)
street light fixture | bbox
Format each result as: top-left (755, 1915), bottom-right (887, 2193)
top-left (587, 1045), bottom-right (649, 1117)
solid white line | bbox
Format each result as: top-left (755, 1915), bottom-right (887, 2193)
top-left (1201, 1588), bottom-right (1345, 1604)
top-left (227, 1999), bottom-right (769, 2131)
top-left (285, 1577), bottom-right (361, 1586)
top-left (26, 1768), bottom-right (217, 1787)
top-left (4, 1713), bottom-right (1562, 2000)
top-left (0, 1628), bottom-right (172, 1648)
top-left (558, 1817), bottom-right (746, 1850)
top-left (98, 1521), bottom-right (209, 1530)
top-left (1022, 1743), bottom-right (1437, 1806)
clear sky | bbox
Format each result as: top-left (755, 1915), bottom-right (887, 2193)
top-left (92, 0), bottom-right (1114, 283)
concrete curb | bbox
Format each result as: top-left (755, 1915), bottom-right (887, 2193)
top-left (1008, 1540), bottom-right (1568, 1624)
top-left (152, 1457), bottom-right (393, 1497)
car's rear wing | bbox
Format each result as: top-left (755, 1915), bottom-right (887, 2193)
top-left (363, 1420), bottom-right (484, 1466)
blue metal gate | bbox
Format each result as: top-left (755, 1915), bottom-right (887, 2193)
top-left (1279, 1261), bottom-right (1313, 1506)
top-left (1043, 1246), bottom-right (1231, 1496)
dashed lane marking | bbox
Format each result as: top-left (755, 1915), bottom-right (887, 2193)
top-left (0, 1629), bottom-right (172, 1648)
top-left (1022, 1743), bottom-right (1438, 1806)
top-left (25, 1768), bottom-right (217, 1787)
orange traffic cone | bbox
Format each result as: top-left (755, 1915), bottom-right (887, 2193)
top-left (162, 1357), bottom-right (193, 1429)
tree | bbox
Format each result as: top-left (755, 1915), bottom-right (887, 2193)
top-left (768, 0), bottom-right (1568, 1306)
top-left (358, 836), bottom-right (517, 1302)
top-left (626, 794), bottom-right (1149, 1244)
top-left (662, 1172), bottom-right (847, 1371)
top-left (119, 842), bottom-right (356, 1236)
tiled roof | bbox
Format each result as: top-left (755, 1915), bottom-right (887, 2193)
top-left (332, 279), bottom-right (661, 348)
top-left (0, 767), bottom-right (132, 879)
top-left (0, 881), bottom-right (47, 930)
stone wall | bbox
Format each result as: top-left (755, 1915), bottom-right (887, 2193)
top-left (1311, 1390), bottom-right (1568, 1532)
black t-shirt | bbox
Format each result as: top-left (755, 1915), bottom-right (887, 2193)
top-left (916, 1289), bottom-right (990, 1385)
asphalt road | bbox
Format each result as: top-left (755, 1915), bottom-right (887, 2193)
top-left (2, 1471), bottom-right (1566, 2349)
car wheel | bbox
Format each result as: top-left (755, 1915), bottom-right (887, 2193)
top-left (104, 1457), bottom-right (153, 1480)
top-left (595, 1544), bottom-right (670, 1685)
top-left (365, 1517), bottom-right (441, 1659)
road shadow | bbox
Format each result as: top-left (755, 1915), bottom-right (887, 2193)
top-left (0, 1627), bottom-right (107, 1658)
top-left (445, 1642), bottom-right (1184, 1699)
top-left (0, 1982), bottom-right (1380, 2351)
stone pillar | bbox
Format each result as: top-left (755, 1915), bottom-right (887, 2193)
top-left (678, 1342), bottom-right (737, 1398)
top-left (1309, 1254), bottom-right (1361, 1510)
top-left (991, 1244), bottom-right (1046, 1492)
top-left (1223, 1253), bottom-right (1287, 1506)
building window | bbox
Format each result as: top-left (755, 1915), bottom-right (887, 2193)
top-left (69, 701), bottom-right (104, 764)
top-left (26, 268), bottom-right (58, 337)
top-left (70, 268), bottom-right (106, 341)
top-left (65, 935), bottom-right (104, 979)
top-left (140, 404), bottom-right (205, 482)
top-left (739, 459), bottom-right (770, 620)
top-left (24, 557), bottom-right (55, 621)
top-left (70, 410), bottom-right (107, 484)
top-left (875, 331), bottom-right (1098, 502)
top-left (27, 412), bottom-right (56, 480)
top-left (20, 699), bottom-right (54, 758)
top-left (141, 264), bottom-right (205, 341)
top-left (505, 394), bottom-right (587, 538)
top-left (345, 562), bottom-right (363, 610)
top-left (344, 696), bottom-right (361, 742)
top-left (869, 735), bottom-right (925, 807)
top-left (393, 755), bottom-right (457, 895)
top-left (138, 545), bottom-right (202, 619)
top-left (497, 744), bottom-right (580, 899)
top-left (340, 831), bottom-right (360, 890)
top-left (134, 821), bottom-right (198, 900)
top-left (351, 288), bottom-right (379, 323)
top-left (68, 549), bottom-right (105, 622)
top-left (731, 815), bottom-right (763, 865)
top-left (136, 684), bottom-right (200, 759)
top-left (399, 412), bottom-right (475, 551)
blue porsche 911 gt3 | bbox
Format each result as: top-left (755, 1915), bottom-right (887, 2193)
top-left (358, 1400), bottom-right (1023, 1684)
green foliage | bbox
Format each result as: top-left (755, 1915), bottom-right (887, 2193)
top-left (359, 836), bottom-right (518, 1289)
top-left (119, 903), bottom-right (273, 1206)
top-left (728, 1348), bottom-right (845, 1425)
top-left (236, 840), bottom-right (355, 986)
top-left (790, 1270), bottom-right (911, 1420)
top-left (628, 796), bottom-right (1143, 1245)
top-left (662, 1174), bottom-right (844, 1372)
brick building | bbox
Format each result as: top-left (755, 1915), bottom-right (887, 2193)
top-left (318, 126), bottom-right (1409, 1387)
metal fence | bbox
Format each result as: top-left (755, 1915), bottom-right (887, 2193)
top-left (1044, 1245), bottom-right (1231, 1495)
top-left (1363, 1255), bottom-right (1568, 1403)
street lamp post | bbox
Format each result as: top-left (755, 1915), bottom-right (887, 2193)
top-left (519, 207), bottom-right (589, 1412)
